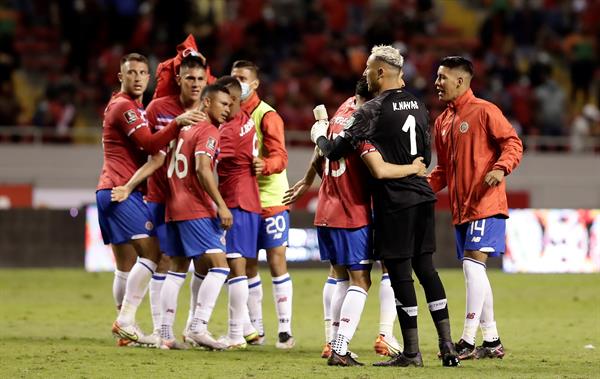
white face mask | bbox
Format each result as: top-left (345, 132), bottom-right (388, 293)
top-left (240, 82), bottom-right (251, 101)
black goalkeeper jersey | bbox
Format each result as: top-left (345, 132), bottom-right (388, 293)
top-left (343, 88), bottom-right (436, 212)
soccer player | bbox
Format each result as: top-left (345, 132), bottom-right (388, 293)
top-left (311, 45), bottom-right (460, 367)
top-left (429, 56), bottom-right (523, 359)
top-left (160, 84), bottom-right (233, 350)
top-left (96, 53), bottom-right (204, 344)
top-left (231, 60), bottom-right (294, 348)
top-left (110, 54), bottom-right (208, 343)
top-left (213, 76), bottom-right (261, 349)
top-left (284, 78), bottom-right (405, 360)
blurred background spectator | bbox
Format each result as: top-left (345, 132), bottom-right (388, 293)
top-left (0, 0), bottom-right (598, 151)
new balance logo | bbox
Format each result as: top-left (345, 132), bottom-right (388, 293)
top-left (471, 236), bottom-right (481, 243)
top-left (466, 312), bottom-right (476, 319)
top-left (277, 296), bottom-right (288, 303)
top-left (341, 318), bottom-right (350, 323)
top-left (166, 308), bottom-right (175, 314)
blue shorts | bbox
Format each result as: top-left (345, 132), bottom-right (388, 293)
top-left (258, 210), bottom-right (289, 250)
top-left (166, 217), bottom-right (225, 258)
top-left (317, 226), bottom-right (374, 271)
top-left (146, 201), bottom-right (169, 254)
top-left (96, 189), bottom-right (155, 245)
top-left (455, 216), bottom-right (506, 260)
top-left (226, 208), bottom-right (260, 259)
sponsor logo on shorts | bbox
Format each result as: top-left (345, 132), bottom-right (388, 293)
top-left (471, 236), bottom-right (481, 243)
top-left (459, 121), bottom-right (469, 133)
top-left (145, 221), bottom-right (154, 231)
top-left (123, 110), bottom-right (138, 124)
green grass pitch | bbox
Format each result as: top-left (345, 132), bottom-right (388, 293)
top-left (1, 268), bottom-right (598, 378)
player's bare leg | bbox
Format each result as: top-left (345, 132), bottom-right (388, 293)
top-left (328, 265), bottom-right (370, 366)
top-left (185, 252), bottom-right (229, 350)
top-left (375, 262), bottom-right (401, 356)
top-left (267, 245), bottom-right (294, 349)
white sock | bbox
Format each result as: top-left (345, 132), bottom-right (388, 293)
top-left (462, 258), bottom-right (488, 345)
top-left (186, 272), bottom-right (204, 330)
top-left (159, 271), bottom-right (186, 340)
top-left (335, 285), bottom-right (368, 354)
top-left (247, 274), bottom-right (264, 336)
top-left (190, 268), bottom-right (229, 333)
top-left (228, 276), bottom-right (249, 341)
top-left (330, 278), bottom-right (349, 341)
top-left (117, 258), bottom-right (156, 326)
top-left (112, 270), bottom-right (129, 313)
top-left (272, 273), bottom-right (293, 334)
top-left (323, 276), bottom-right (336, 342)
top-left (379, 273), bottom-right (396, 337)
top-left (480, 277), bottom-right (500, 343)
top-left (149, 273), bottom-right (166, 332)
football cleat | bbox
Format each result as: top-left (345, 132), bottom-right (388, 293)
top-left (373, 352), bottom-right (424, 367)
top-left (275, 332), bottom-right (295, 349)
top-left (183, 329), bottom-right (227, 350)
top-left (159, 338), bottom-right (190, 350)
top-left (374, 334), bottom-right (401, 357)
top-left (137, 330), bottom-right (160, 348)
top-left (217, 335), bottom-right (248, 350)
top-left (439, 341), bottom-right (460, 367)
top-left (473, 343), bottom-right (505, 359)
top-left (112, 321), bottom-right (145, 343)
top-left (321, 343), bottom-right (332, 359)
top-left (116, 338), bottom-right (139, 347)
top-left (243, 330), bottom-right (262, 344)
top-left (454, 339), bottom-right (476, 360)
top-left (327, 350), bottom-right (364, 366)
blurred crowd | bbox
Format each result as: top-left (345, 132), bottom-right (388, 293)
top-left (0, 0), bottom-right (598, 151)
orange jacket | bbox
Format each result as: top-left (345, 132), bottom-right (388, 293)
top-left (428, 89), bottom-right (523, 225)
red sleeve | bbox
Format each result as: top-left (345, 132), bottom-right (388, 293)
top-left (113, 101), bottom-right (147, 137)
top-left (484, 105), bottom-right (523, 175)
top-left (358, 141), bottom-right (377, 156)
top-left (194, 127), bottom-right (219, 159)
top-left (145, 101), bottom-right (169, 155)
top-left (427, 117), bottom-right (447, 193)
top-left (260, 111), bottom-right (288, 175)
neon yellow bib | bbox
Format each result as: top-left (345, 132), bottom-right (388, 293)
top-left (251, 101), bottom-right (289, 207)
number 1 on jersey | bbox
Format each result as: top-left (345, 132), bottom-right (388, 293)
top-left (402, 115), bottom-right (417, 155)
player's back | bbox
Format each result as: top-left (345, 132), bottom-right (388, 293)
top-left (165, 121), bottom-right (220, 222)
top-left (217, 111), bottom-right (261, 214)
top-left (362, 89), bottom-right (435, 211)
top-left (97, 92), bottom-right (148, 190)
top-left (315, 96), bottom-right (372, 228)
top-left (145, 95), bottom-right (185, 203)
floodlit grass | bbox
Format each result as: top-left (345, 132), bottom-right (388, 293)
top-left (1, 268), bottom-right (598, 378)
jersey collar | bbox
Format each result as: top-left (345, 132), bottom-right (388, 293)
top-left (448, 88), bottom-right (474, 111)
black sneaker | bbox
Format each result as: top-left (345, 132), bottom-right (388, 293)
top-left (473, 342), bottom-right (505, 359)
top-left (455, 339), bottom-right (476, 360)
top-left (439, 341), bottom-right (460, 367)
top-left (373, 352), bottom-right (424, 367)
top-left (327, 350), bottom-right (364, 366)
top-left (275, 332), bottom-right (295, 349)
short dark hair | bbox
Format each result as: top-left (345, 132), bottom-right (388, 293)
top-left (120, 53), bottom-right (149, 67)
top-left (355, 76), bottom-right (371, 100)
top-left (232, 60), bottom-right (259, 76)
top-left (215, 75), bottom-right (241, 93)
top-left (180, 55), bottom-right (206, 70)
top-left (200, 83), bottom-right (230, 100)
top-left (439, 56), bottom-right (474, 76)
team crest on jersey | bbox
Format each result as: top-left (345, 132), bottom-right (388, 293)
top-left (206, 137), bottom-right (217, 151)
top-left (343, 116), bottom-right (355, 130)
top-left (459, 121), bottom-right (469, 133)
top-left (123, 110), bottom-right (138, 124)
top-left (145, 221), bottom-right (154, 231)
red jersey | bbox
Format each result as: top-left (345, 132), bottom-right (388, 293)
top-left (315, 96), bottom-right (374, 228)
top-left (97, 92), bottom-right (149, 190)
top-left (165, 121), bottom-right (220, 222)
top-left (217, 111), bottom-right (261, 214)
top-left (145, 95), bottom-right (185, 203)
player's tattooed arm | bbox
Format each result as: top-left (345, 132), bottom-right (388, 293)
top-left (111, 152), bottom-right (166, 202)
